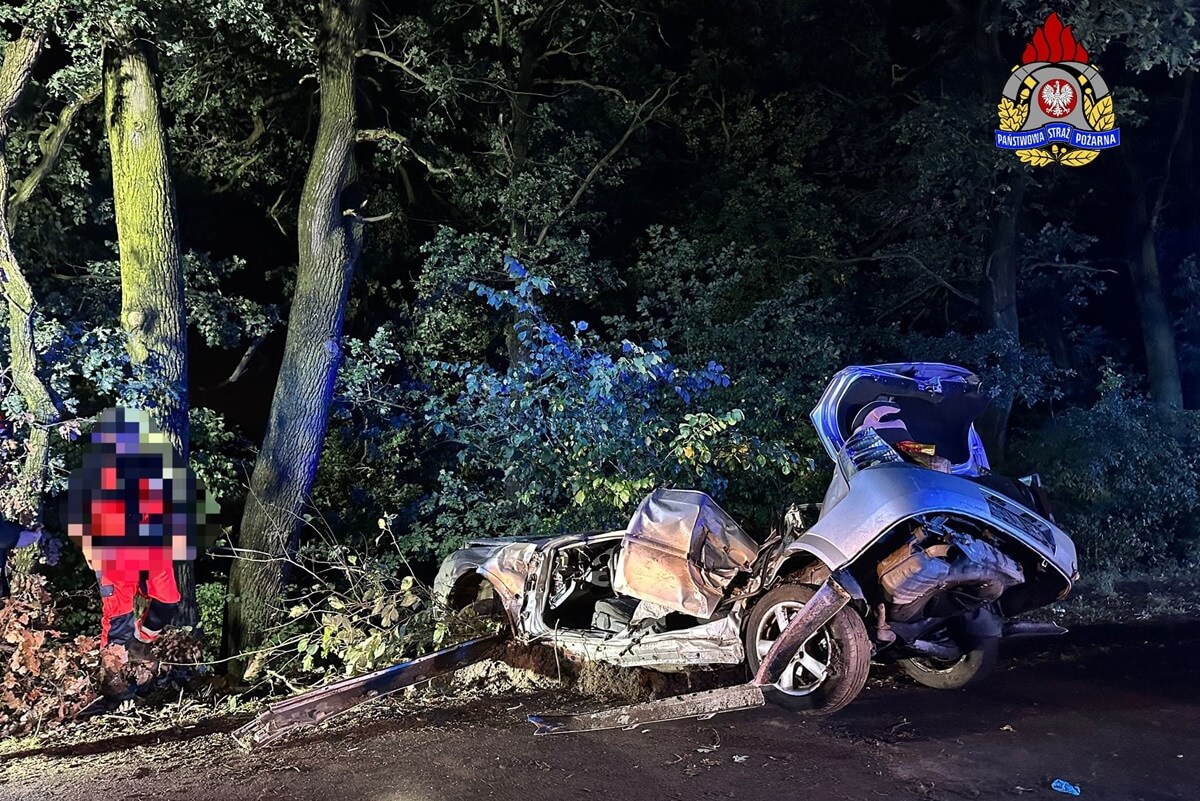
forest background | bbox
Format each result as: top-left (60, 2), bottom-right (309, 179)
top-left (1, 0), bottom-right (1199, 692)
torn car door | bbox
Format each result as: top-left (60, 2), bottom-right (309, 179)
top-left (612, 489), bottom-right (758, 618)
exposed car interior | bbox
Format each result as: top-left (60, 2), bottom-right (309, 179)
top-left (541, 538), bottom-right (703, 636)
top-left (836, 374), bottom-right (987, 466)
top-left (845, 390), bottom-right (1053, 521)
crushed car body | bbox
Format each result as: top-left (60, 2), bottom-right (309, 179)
top-left (239, 362), bottom-right (1081, 746)
top-left (435, 362), bottom-right (1080, 728)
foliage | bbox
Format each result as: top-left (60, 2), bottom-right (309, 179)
top-left (1011, 368), bottom-right (1200, 567)
top-left (415, 257), bottom-right (798, 548)
top-left (1, 0), bottom-right (1200, 687)
top-left (195, 581), bottom-right (228, 656)
top-left (188, 407), bottom-right (254, 512)
top-left (0, 575), bottom-right (100, 737)
top-left (906, 328), bottom-right (1067, 412)
top-left (184, 252), bottom-right (279, 350)
top-left (243, 518), bottom-right (496, 683)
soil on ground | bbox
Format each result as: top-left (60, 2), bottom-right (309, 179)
top-left (1, 615), bottom-right (1197, 801)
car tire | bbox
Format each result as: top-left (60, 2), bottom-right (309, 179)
top-left (897, 637), bottom-right (999, 690)
top-left (744, 583), bottom-right (872, 714)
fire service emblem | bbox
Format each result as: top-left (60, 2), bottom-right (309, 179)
top-left (995, 13), bottom-right (1119, 167)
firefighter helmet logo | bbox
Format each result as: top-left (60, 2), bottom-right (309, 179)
top-left (994, 13), bottom-right (1119, 167)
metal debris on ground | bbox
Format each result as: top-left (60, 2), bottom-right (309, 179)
top-left (231, 634), bottom-right (505, 749)
top-left (528, 684), bottom-right (766, 735)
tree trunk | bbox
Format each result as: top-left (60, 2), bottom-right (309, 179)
top-left (0, 23), bottom-right (61, 527)
top-left (224, 0), bottom-right (366, 677)
top-left (1127, 182), bottom-right (1184, 409)
top-left (1120, 77), bottom-right (1190, 411)
top-left (104, 31), bottom-right (195, 621)
top-left (503, 38), bottom-right (538, 364)
top-left (959, 0), bottom-right (1026, 461)
top-left (977, 175), bottom-right (1027, 459)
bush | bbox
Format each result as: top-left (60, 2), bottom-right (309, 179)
top-left (241, 519), bottom-right (495, 684)
top-left (1011, 369), bottom-right (1200, 569)
top-left (196, 581), bottom-right (228, 657)
top-left (414, 257), bottom-right (799, 550)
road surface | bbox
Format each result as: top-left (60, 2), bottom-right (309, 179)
top-left (1, 619), bottom-right (1197, 801)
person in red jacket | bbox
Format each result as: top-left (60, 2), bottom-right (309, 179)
top-left (67, 407), bottom-right (214, 674)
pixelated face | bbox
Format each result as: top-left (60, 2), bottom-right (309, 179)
top-left (66, 407), bottom-right (218, 571)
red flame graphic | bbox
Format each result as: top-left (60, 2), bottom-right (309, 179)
top-left (1021, 12), bottom-right (1089, 64)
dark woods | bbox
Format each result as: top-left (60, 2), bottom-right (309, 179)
top-left (0, 0), bottom-right (1198, 672)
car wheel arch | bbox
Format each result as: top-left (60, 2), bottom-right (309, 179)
top-left (447, 570), bottom-right (516, 629)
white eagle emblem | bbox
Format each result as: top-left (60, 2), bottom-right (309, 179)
top-left (1040, 80), bottom-right (1075, 117)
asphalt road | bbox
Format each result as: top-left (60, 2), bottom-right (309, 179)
top-left (2, 619), bottom-right (1197, 801)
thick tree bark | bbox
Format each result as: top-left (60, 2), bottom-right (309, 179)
top-left (0, 23), bottom-right (61, 526)
top-left (104, 31), bottom-right (196, 621)
top-left (224, 0), bottom-right (366, 677)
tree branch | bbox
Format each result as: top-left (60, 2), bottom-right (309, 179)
top-left (539, 78), bottom-right (630, 103)
top-left (790, 253), bottom-right (980, 306)
top-left (355, 48), bottom-right (436, 90)
top-left (0, 25), bottom-right (48, 130)
top-left (211, 334), bottom-right (268, 389)
top-left (493, 0), bottom-right (504, 50)
top-left (356, 127), bottom-right (453, 178)
top-left (534, 81), bottom-right (677, 247)
top-left (8, 80), bottom-right (101, 226)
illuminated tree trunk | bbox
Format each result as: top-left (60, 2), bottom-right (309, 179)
top-left (104, 30), bottom-right (196, 622)
top-left (225, 0), bottom-right (366, 675)
top-left (0, 23), bottom-right (61, 527)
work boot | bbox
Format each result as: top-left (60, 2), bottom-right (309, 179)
top-left (126, 638), bottom-right (154, 663)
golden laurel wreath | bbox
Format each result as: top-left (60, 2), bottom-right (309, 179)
top-left (997, 83), bottom-right (1114, 167)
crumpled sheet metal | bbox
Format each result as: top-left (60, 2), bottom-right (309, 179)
top-left (613, 489), bottom-right (758, 618)
top-left (481, 542), bottom-right (538, 604)
top-left (552, 607), bottom-right (745, 671)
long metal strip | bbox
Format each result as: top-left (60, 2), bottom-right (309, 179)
top-left (528, 684), bottom-right (767, 735)
top-left (232, 633), bottom-right (505, 749)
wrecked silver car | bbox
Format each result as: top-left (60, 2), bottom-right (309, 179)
top-left (434, 362), bottom-right (1080, 720)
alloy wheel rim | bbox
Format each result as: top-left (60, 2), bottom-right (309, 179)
top-left (755, 600), bottom-right (833, 696)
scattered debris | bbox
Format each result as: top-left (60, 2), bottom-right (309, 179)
top-left (696, 728), bottom-right (721, 753)
top-left (1051, 778), bottom-right (1081, 796)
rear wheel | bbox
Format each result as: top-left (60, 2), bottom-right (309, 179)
top-left (898, 637), bottom-right (999, 690)
top-left (744, 583), bottom-right (872, 714)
